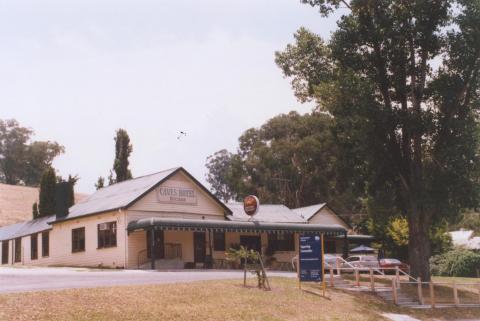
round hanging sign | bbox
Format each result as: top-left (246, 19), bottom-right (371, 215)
top-left (243, 195), bottom-right (259, 216)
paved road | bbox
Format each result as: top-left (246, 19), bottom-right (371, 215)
top-left (0, 267), bottom-right (295, 294)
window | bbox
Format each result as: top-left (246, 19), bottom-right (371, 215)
top-left (14, 238), bottom-right (21, 263)
top-left (72, 227), bottom-right (85, 253)
top-left (97, 222), bottom-right (117, 249)
top-left (42, 231), bottom-right (49, 257)
top-left (213, 232), bottom-right (225, 251)
top-left (31, 234), bottom-right (38, 260)
top-left (268, 233), bottom-right (295, 252)
top-left (346, 256), bottom-right (360, 262)
top-left (324, 240), bottom-right (336, 254)
top-left (1, 241), bottom-right (8, 264)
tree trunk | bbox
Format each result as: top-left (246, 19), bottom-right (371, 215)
top-left (407, 204), bottom-right (431, 281)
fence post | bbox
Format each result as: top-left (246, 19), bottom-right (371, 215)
top-left (429, 282), bottom-right (435, 308)
top-left (395, 266), bottom-right (400, 289)
top-left (355, 269), bottom-right (360, 287)
top-left (392, 278), bottom-right (398, 305)
top-left (453, 281), bottom-right (459, 306)
top-left (370, 268), bottom-right (375, 292)
top-left (336, 258), bottom-right (341, 276)
top-left (477, 283), bottom-right (480, 304)
top-left (329, 267), bottom-right (334, 287)
top-left (417, 277), bottom-right (424, 305)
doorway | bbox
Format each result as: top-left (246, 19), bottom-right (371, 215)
top-left (146, 230), bottom-right (164, 259)
top-left (193, 232), bottom-right (206, 263)
top-left (240, 235), bottom-right (262, 252)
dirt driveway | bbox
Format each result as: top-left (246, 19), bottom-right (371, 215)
top-left (0, 267), bottom-right (295, 293)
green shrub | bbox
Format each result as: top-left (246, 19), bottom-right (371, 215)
top-left (430, 248), bottom-right (480, 277)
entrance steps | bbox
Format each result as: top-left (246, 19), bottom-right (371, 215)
top-left (330, 275), bottom-right (421, 307)
top-left (139, 259), bottom-right (184, 270)
top-left (376, 290), bottom-right (420, 307)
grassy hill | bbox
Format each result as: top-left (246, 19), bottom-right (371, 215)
top-left (0, 183), bottom-right (88, 227)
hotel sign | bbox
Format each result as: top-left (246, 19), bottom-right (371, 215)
top-left (156, 186), bottom-right (197, 205)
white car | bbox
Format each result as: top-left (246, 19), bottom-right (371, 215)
top-left (323, 254), bottom-right (342, 268)
top-left (341, 255), bottom-right (379, 271)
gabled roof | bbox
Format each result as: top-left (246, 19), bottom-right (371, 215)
top-left (0, 215), bottom-right (53, 241)
top-left (292, 203), bottom-right (327, 221)
top-left (52, 167), bottom-right (231, 224)
top-left (226, 203), bottom-right (306, 223)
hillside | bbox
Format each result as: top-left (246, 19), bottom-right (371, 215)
top-left (0, 183), bottom-right (88, 227)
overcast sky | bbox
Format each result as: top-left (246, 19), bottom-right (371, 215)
top-left (0, 0), bottom-right (341, 194)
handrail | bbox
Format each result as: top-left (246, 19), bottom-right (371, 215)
top-left (164, 243), bottom-right (182, 259)
top-left (397, 267), bottom-right (417, 282)
top-left (335, 257), bottom-right (384, 275)
top-left (335, 256), bottom-right (356, 270)
top-left (137, 248), bottom-right (148, 269)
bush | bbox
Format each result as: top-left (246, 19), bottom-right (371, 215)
top-left (430, 248), bottom-right (480, 277)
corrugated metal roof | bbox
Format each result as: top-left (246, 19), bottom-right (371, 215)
top-left (226, 203), bottom-right (306, 223)
top-left (292, 203), bottom-right (327, 221)
top-left (0, 215), bottom-right (53, 241)
top-left (54, 167), bottom-right (180, 222)
top-left (0, 221), bottom-right (25, 241)
top-left (127, 217), bottom-right (347, 235)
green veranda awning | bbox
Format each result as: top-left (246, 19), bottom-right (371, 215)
top-left (127, 217), bottom-right (347, 236)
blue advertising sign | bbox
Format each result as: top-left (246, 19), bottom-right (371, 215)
top-left (299, 234), bottom-right (323, 282)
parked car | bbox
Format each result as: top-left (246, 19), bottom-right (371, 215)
top-left (323, 254), bottom-right (341, 268)
top-left (340, 255), bottom-right (380, 271)
top-left (379, 258), bottom-right (409, 273)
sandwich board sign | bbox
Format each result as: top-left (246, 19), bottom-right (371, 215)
top-left (299, 234), bottom-right (323, 282)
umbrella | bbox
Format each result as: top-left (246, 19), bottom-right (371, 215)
top-left (350, 245), bottom-right (375, 253)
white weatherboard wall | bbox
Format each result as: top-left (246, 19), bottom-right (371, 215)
top-left (308, 207), bottom-right (349, 230)
top-left (127, 171), bottom-right (226, 223)
top-left (10, 231), bottom-right (52, 267)
top-left (48, 211), bottom-right (126, 268)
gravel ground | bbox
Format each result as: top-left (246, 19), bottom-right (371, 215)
top-left (0, 267), bottom-right (295, 293)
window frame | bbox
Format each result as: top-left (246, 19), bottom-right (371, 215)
top-left (30, 233), bottom-right (38, 260)
top-left (213, 231), bottom-right (225, 251)
top-left (14, 237), bottom-right (21, 263)
top-left (42, 231), bottom-right (49, 257)
top-left (72, 227), bottom-right (86, 253)
top-left (1, 241), bottom-right (8, 264)
top-left (97, 221), bottom-right (117, 249)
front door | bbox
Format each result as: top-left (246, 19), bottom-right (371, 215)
top-left (240, 235), bottom-right (262, 252)
top-left (147, 230), bottom-right (164, 259)
top-left (193, 232), bottom-right (206, 263)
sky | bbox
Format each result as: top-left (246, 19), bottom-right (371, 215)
top-left (0, 0), bottom-right (341, 194)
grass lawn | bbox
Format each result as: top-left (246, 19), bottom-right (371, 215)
top-left (0, 277), bottom-right (478, 321)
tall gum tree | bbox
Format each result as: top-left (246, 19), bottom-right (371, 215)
top-left (276, 0), bottom-right (480, 280)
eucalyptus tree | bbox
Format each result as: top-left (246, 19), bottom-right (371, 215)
top-left (276, 0), bottom-right (480, 280)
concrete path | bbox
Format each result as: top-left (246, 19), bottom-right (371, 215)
top-left (0, 267), bottom-right (296, 294)
top-left (382, 313), bottom-right (480, 321)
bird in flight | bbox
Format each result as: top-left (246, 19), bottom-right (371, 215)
top-left (177, 131), bottom-right (187, 140)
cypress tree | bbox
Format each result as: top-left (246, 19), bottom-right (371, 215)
top-left (66, 175), bottom-right (78, 208)
top-left (38, 167), bottom-right (56, 217)
top-left (95, 176), bottom-right (105, 190)
top-left (113, 129), bottom-right (133, 183)
top-left (32, 202), bottom-right (39, 219)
